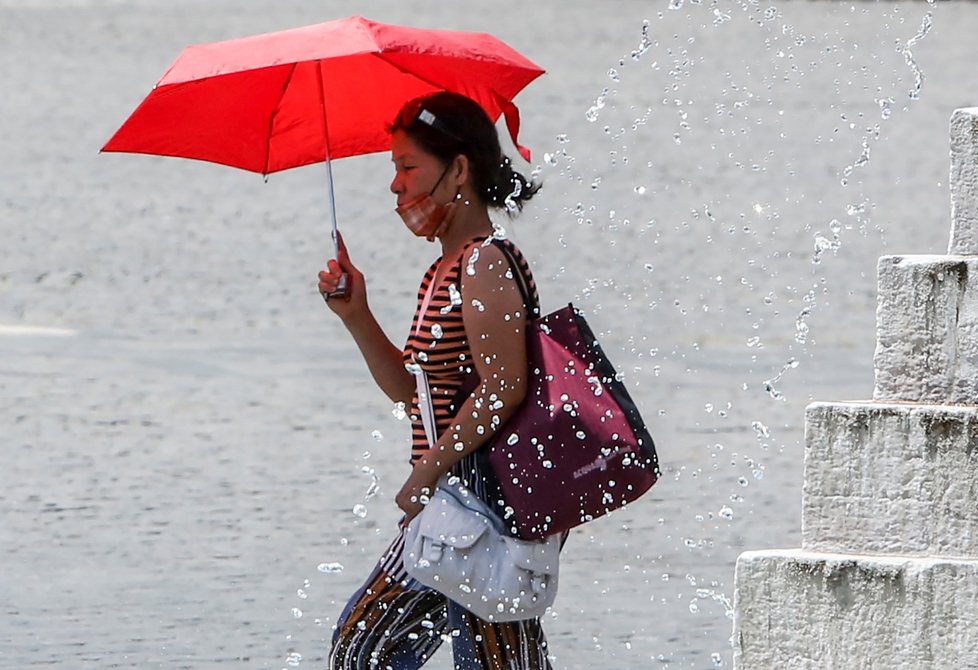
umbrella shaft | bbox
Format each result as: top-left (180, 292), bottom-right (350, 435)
top-left (316, 59), bottom-right (340, 258)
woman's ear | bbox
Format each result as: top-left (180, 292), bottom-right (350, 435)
top-left (453, 154), bottom-right (470, 188)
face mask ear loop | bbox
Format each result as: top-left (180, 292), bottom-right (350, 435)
top-left (428, 163), bottom-right (453, 198)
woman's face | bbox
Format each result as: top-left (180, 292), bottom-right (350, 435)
top-left (389, 130), bottom-right (453, 207)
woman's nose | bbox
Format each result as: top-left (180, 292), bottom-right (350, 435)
top-left (390, 174), bottom-right (401, 194)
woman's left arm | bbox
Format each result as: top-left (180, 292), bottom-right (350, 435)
top-left (396, 243), bottom-right (530, 521)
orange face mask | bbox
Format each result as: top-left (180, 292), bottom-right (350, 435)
top-left (396, 193), bottom-right (458, 239)
top-left (395, 163), bottom-right (457, 240)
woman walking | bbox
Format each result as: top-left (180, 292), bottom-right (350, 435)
top-left (317, 91), bottom-right (552, 669)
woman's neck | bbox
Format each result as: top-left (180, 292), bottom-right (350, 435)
top-left (439, 200), bottom-right (493, 258)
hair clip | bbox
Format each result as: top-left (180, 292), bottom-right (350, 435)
top-left (415, 107), bottom-right (463, 143)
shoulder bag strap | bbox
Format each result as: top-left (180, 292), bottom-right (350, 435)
top-left (488, 238), bottom-right (540, 318)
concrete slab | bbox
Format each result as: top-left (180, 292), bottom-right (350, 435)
top-left (803, 401), bottom-right (978, 556)
top-left (734, 549), bottom-right (978, 670)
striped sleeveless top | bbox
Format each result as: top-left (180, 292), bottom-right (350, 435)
top-left (403, 236), bottom-right (538, 464)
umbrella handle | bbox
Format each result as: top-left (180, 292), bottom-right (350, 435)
top-left (323, 225), bottom-right (349, 300)
top-left (323, 272), bottom-right (349, 301)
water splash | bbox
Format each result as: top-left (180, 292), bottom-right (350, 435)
top-left (689, 587), bottom-right (735, 620)
top-left (901, 10), bottom-right (934, 101)
top-left (812, 219), bottom-right (842, 264)
top-left (585, 88), bottom-right (609, 123)
top-left (363, 468), bottom-right (380, 500)
top-left (630, 20), bottom-right (653, 61)
top-left (762, 359), bottom-right (799, 401)
top-left (794, 289), bottom-right (817, 345)
top-left (465, 247), bottom-right (480, 276)
top-left (841, 128), bottom-right (878, 186)
top-left (317, 562), bottom-right (344, 574)
top-left (440, 284), bottom-right (463, 314)
top-left (877, 96), bottom-right (894, 120)
top-left (842, 7), bottom-right (933, 187)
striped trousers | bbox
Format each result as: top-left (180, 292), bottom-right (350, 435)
top-left (329, 526), bottom-right (554, 670)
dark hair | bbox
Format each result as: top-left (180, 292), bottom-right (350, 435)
top-left (390, 92), bottom-right (540, 215)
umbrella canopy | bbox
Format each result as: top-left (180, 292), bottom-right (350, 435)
top-left (102, 16), bottom-right (544, 174)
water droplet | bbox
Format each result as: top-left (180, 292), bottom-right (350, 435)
top-left (585, 88), bottom-right (608, 123)
top-left (669, 0), bottom-right (683, 9)
top-left (711, 651), bottom-right (725, 667)
top-left (738, 477), bottom-right (749, 487)
top-left (471, 299), bottom-right (486, 312)
top-left (630, 20), bottom-right (652, 61)
top-left (430, 323), bottom-right (443, 340)
top-left (556, 133), bottom-right (570, 144)
top-left (392, 402), bottom-right (407, 420)
top-left (466, 248), bottom-right (480, 276)
top-left (634, 185), bottom-right (647, 195)
top-left (352, 504), bottom-right (367, 518)
top-left (719, 506), bottom-right (734, 520)
top-left (441, 284), bottom-right (462, 314)
top-left (506, 433), bottom-right (519, 446)
top-left (371, 430), bottom-right (383, 441)
top-left (317, 562), bottom-right (344, 574)
top-left (365, 476), bottom-right (380, 500)
top-left (878, 97), bottom-right (894, 120)
top-left (292, 607), bottom-right (303, 619)
top-left (608, 68), bottom-right (620, 82)
top-left (286, 651), bottom-right (303, 667)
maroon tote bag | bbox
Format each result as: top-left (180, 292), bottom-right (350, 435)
top-left (462, 241), bottom-right (660, 539)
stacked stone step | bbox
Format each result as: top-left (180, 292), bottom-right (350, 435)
top-left (733, 108), bottom-right (978, 669)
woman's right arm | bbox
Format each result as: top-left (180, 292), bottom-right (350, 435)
top-left (318, 235), bottom-right (415, 404)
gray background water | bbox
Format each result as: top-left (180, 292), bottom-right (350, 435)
top-left (3, 0), bottom-right (977, 668)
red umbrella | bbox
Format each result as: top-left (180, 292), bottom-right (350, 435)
top-left (102, 16), bottom-right (544, 293)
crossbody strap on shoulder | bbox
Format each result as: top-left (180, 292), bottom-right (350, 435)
top-left (487, 237), bottom-right (540, 318)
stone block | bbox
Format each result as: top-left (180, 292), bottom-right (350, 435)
top-left (734, 549), bottom-right (978, 670)
top-left (873, 255), bottom-right (978, 404)
top-left (949, 107), bottom-right (978, 255)
top-left (803, 401), bottom-right (978, 557)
